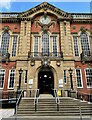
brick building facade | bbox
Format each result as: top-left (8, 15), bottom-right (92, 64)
top-left (0, 2), bottom-right (92, 100)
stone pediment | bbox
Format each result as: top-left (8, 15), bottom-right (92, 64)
top-left (20, 2), bottom-right (71, 20)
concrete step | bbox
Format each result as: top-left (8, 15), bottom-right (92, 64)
top-left (17, 97), bottom-right (92, 116)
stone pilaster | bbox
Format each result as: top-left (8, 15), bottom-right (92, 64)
top-left (18, 21), bottom-right (31, 56)
top-left (60, 21), bottom-right (65, 53)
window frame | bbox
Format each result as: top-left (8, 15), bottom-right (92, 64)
top-left (12, 35), bottom-right (18, 57)
top-left (52, 36), bottom-right (58, 56)
top-left (64, 70), bottom-right (67, 84)
top-left (85, 68), bottom-right (92, 88)
top-left (41, 32), bottom-right (50, 56)
top-left (24, 70), bottom-right (28, 84)
top-left (75, 69), bottom-right (83, 88)
top-left (80, 32), bottom-right (90, 56)
top-left (0, 69), bottom-right (5, 89)
top-left (33, 36), bottom-right (39, 57)
top-left (8, 69), bottom-right (15, 89)
top-left (73, 36), bottom-right (79, 56)
top-left (1, 32), bottom-right (10, 54)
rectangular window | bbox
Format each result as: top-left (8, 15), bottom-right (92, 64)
top-left (85, 68), bottom-right (92, 88)
top-left (76, 69), bottom-right (82, 88)
top-left (24, 70), bottom-right (27, 84)
top-left (73, 36), bottom-right (79, 56)
top-left (0, 69), bottom-right (5, 88)
top-left (12, 36), bottom-right (17, 56)
top-left (52, 36), bottom-right (57, 56)
top-left (34, 36), bottom-right (38, 56)
top-left (64, 70), bottom-right (67, 83)
top-left (8, 69), bottom-right (15, 88)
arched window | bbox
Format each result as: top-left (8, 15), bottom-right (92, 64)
top-left (1, 32), bottom-right (10, 54)
top-left (42, 32), bottom-right (49, 56)
top-left (80, 33), bottom-right (90, 56)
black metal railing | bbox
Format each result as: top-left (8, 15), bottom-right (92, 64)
top-left (54, 89), bottom-right (60, 111)
top-left (28, 52), bottom-right (63, 59)
top-left (34, 89), bottom-right (39, 112)
top-left (80, 52), bottom-right (92, 62)
top-left (0, 51), bottom-right (10, 62)
top-left (15, 90), bottom-right (24, 117)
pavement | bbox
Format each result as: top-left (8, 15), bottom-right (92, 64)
top-left (0, 109), bottom-right (14, 120)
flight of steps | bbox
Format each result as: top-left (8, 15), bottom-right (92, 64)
top-left (16, 95), bottom-right (92, 116)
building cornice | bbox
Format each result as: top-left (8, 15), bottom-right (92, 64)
top-left (0, 2), bottom-right (92, 23)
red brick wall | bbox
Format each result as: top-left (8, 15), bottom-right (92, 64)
top-left (70, 23), bottom-right (91, 33)
top-left (1, 62), bottom-right (16, 91)
top-left (75, 62), bottom-right (92, 95)
top-left (31, 15), bottom-right (60, 33)
top-left (0, 23), bottom-right (20, 33)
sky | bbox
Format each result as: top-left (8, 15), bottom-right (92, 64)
top-left (0, 0), bottom-right (92, 13)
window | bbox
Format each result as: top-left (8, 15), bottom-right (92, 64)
top-left (85, 68), bottom-right (92, 88)
top-left (1, 32), bottom-right (10, 54)
top-left (80, 33), bottom-right (90, 56)
top-left (12, 35), bottom-right (17, 56)
top-left (8, 69), bottom-right (15, 88)
top-left (52, 36), bottom-right (57, 56)
top-left (42, 32), bottom-right (49, 56)
top-left (24, 70), bottom-right (27, 84)
top-left (0, 69), bottom-right (5, 88)
top-left (73, 36), bottom-right (79, 56)
top-left (76, 69), bottom-right (82, 88)
top-left (64, 70), bottom-right (67, 83)
top-left (34, 36), bottom-right (38, 56)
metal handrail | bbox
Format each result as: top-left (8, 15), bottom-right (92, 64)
top-left (34, 89), bottom-right (39, 112)
top-left (15, 90), bottom-right (24, 119)
top-left (54, 89), bottom-right (60, 111)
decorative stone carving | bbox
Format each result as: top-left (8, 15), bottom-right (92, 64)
top-left (2, 26), bottom-right (10, 32)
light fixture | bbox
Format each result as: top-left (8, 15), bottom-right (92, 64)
top-left (68, 68), bottom-right (73, 75)
top-left (18, 68), bottom-right (23, 74)
top-left (44, 75), bottom-right (47, 78)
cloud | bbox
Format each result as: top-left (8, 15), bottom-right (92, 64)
top-left (0, 0), bottom-right (11, 10)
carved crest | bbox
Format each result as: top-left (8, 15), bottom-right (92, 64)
top-left (2, 26), bottom-right (10, 32)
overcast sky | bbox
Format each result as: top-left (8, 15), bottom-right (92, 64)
top-left (0, 1), bottom-right (92, 13)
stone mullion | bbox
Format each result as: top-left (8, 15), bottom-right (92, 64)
top-left (8, 35), bottom-right (12, 56)
top-left (89, 35), bottom-right (92, 53)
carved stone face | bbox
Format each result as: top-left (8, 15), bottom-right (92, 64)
top-left (40, 15), bottom-right (51, 25)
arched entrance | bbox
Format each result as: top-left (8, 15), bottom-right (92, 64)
top-left (38, 66), bottom-right (54, 95)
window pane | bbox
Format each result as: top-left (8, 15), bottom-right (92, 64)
top-left (64, 70), bottom-right (67, 83)
top-left (34, 36), bottom-right (38, 56)
top-left (86, 68), bottom-right (92, 87)
top-left (52, 36), bottom-right (57, 56)
top-left (80, 33), bottom-right (90, 56)
top-left (76, 69), bottom-right (82, 87)
top-left (9, 69), bottom-right (15, 88)
top-left (12, 36), bottom-right (17, 56)
top-left (1, 32), bottom-right (10, 54)
top-left (73, 36), bottom-right (79, 56)
top-left (0, 69), bottom-right (5, 88)
top-left (42, 32), bottom-right (49, 56)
